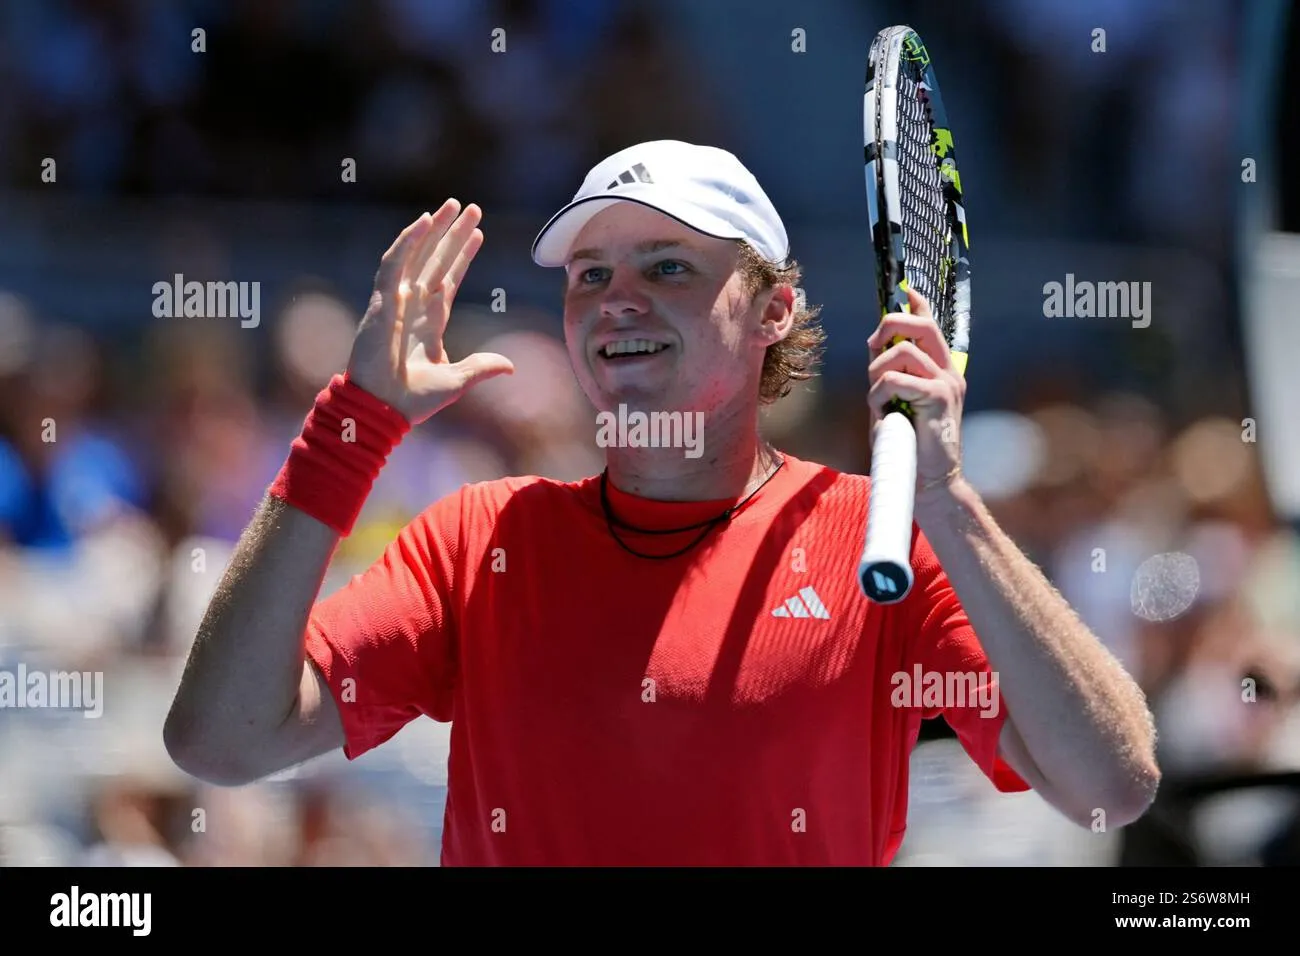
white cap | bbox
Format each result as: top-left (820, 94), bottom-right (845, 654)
top-left (531, 140), bottom-right (789, 268)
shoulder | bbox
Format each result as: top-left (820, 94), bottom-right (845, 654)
top-left (415, 472), bottom-right (601, 532)
top-left (777, 452), bottom-right (944, 567)
top-left (777, 453), bottom-right (873, 513)
top-left (456, 472), bottom-right (599, 509)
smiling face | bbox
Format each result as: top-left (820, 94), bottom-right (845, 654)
top-left (561, 203), bottom-right (790, 419)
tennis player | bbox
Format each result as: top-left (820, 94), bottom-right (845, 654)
top-left (164, 140), bottom-right (1159, 866)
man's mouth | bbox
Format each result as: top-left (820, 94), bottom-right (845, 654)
top-left (597, 339), bottom-right (671, 361)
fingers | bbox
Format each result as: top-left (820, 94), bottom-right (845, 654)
top-left (866, 341), bottom-right (965, 419)
top-left (868, 338), bottom-right (941, 384)
top-left (902, 284), bottom-right (932, 318)
top-left (867, 369), bottom-right (948, 421)
top-left (413, 203), bottom-right (483, 296)
top-left (420, 227), bottom-right (484, 320)
top-left (364, 213), bottom-right (435, 380)
top-left (868, 287), bottom-right (951, 369)
top-left (444, 228), bottom-right (484, 295)
top-left (451, 351), bottom-right (515, 390)
top-left (402, 200), bottom-right (464, 292)
top-left (373, 212), bottom-right (435, 302)
top-left (868, 312), bottom-right (945, 365)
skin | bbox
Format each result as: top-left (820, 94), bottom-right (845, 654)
top-left (562, 202), bottom-right (795, 501)
top-left (163, 202), bottom-right (507, 783)
top-left (869, 288), bottom-right (1161, 827)
top-left (163, 199), bottom-right (799, 784)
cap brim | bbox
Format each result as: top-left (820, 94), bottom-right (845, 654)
top-left (530, 189), bottom-right (747, 267)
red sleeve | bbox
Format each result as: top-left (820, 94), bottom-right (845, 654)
top-left (303, 490), bottom-right (462, 760)
top-left (903, 531), bottom-right (1031, 793)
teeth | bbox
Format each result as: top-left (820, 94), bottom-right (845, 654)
top-left (602, 339), bottom-right (666, 357)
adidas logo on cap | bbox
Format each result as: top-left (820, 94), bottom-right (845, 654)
top-left (607, 163), bottom-right (654, 189)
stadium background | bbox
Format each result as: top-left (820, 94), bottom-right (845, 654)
top-left (1, 0), bottom-right (1298, 866)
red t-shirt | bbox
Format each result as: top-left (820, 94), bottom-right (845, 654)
top-left (303, 453), bottom-right (1029, 865)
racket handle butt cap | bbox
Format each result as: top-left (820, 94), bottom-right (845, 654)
top-left (858, 557), bottom-right (915, 603)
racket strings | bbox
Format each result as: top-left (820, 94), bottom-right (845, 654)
top-left (896, 74), bottom-right (956, 337)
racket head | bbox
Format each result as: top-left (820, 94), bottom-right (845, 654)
top-left (863, 25), bottom-right (970, 379)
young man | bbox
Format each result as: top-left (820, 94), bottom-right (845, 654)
top-left (163, 140), bottom-right (1160, 866)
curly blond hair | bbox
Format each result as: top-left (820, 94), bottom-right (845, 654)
top-left (734, 241), bottom-right (825, 404)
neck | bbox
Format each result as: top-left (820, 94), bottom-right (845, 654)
top-left (602, 401), bottom-right (779, 502)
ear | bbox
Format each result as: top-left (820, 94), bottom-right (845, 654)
top-left (758, 284), bottom-right (796, 345)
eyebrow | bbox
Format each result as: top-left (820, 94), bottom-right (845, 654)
top-left (567, 239), bottom-right (691, 265)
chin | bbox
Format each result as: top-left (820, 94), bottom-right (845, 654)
top-left (592, 391), bottom-right (672, 416)
top-left (585, 374), bottom-right (674, 413)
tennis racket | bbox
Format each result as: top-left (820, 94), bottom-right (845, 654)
top-left (858, 25), bottom-right (971, 603)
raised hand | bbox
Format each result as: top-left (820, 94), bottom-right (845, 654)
top-left (346, 200), bottom-right (514, 425)
top-left (866, 284), bottom-right (965, 497)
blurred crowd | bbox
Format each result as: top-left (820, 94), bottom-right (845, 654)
top-left (0, 0), bottom-right (721, 211)
top-left (0, 0), bottom-right (1295, 868)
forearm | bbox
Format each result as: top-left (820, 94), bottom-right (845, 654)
top-left (914, 477), bottom-right (1159, 817)
top-left (164, 494), bottom-right (339, 764)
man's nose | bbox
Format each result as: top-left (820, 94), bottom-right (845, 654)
top-left (600, 267), bottom-right (651, 316)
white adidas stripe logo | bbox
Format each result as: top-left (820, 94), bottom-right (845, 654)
top-left (771, 586), bottom-right (830, 619)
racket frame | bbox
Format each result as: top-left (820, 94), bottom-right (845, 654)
top-left (858, 25), bottom-right (971, 604)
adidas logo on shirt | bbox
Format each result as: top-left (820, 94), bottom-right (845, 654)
top-left (770, 586), bottom-right (830, 619)
top-left (607, 163), bottom-right (654, 188)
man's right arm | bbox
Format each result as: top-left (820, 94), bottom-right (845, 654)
top-left (163, 202), bottom-right (511, 786)
top-left (163, 495), bottom-right (345, 786)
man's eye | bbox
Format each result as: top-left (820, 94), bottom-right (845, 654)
top-left (656, 260), bottom-right (689, 276)
top-left (579, 267), bottom-right (608, 284)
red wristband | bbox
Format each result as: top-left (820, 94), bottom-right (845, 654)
top-left (268, 373), bottom-right (411, 535)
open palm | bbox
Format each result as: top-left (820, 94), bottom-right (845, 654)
top-left (347, 200), bottom-right (514, 425)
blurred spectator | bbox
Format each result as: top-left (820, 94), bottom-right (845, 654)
top-left (79, 775), bottom-right (183, 867)
top-left (138, 317), bottom-right (269, 544)
top-left (0, 319), bottom-right (146, 552)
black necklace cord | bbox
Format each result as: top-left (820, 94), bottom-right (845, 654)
top-left (599, 455), bottom-right (786, 560)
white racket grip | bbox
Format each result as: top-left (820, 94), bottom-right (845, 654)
top-left (858, 411), bottom-right (917, 603)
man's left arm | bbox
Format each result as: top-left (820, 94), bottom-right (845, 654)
top-left (867, 287), bottom-right (1160, 828)
top-left (913, 476), bottom-right (1160, 828)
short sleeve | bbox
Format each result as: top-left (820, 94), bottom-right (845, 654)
top-left (303, 490), bottom-right (463, 760)
top-left (903, 532), bottom-right (1031, 793)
